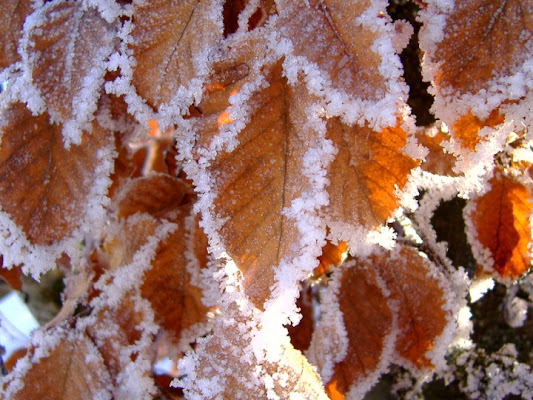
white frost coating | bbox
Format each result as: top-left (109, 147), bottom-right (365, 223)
top-left (469, 275), bottom-right (495, 303)
top-left (503, 285), bottom-right (529, 328)
top-left (419, 0), bottom-right (533, 126)
top-left (19, 0), bottom-right (117, 147)
top-left (306, 261), bottom-right (349, 384)
top-left (0, 122), bottom-right (116, 278)
top-left (91, 213), bottom-right (177, 309)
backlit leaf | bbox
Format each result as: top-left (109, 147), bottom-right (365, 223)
top-left (465, 170), bottom-right (532, 279)
top-left (325, 122), bottom-right (418, 236)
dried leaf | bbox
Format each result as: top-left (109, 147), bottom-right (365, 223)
top-left (450, 109), bottom-right (505, 152)
top-left (178, 307), bottom-right (328, 399)
top-left (23, 1), bottom-right (116, 143)
top-left (0, 103), bottom-right (114, 247)
top-left (275, 0), bottom-right (387, 101)
top-left (314, 239), bottom-right (347, 277)
top-left (0, 0), bottom-right (32, 69)
top-left (416, 125), bottom-right (456, 176)
top-left (425, 1), bottom-right (532, 97)
top-left (325, 122), bottom-right (417, 232)
top-left (374, 246), bottom-right (451, 369)
top-left (0, 257), bottom-right (22, 290)
top-left (313, 246), bottom-right (453, 398)
top-left (116, 174), bottom-right (188, 220)
top-left (129, 0), bottom-right (223, 108)
top-left (192, 53), bottom-right (320, 307)
top-left (466, 170), bottom-right (532, 279)
top-left (140, 208), bottom-right (208, 338)
top-left (9, 333), bottom-right (112, 400)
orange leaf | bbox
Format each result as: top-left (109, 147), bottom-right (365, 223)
top-left (450, 109), bottom-right (505, 152)
top-left (325, 122), bottom-right (418, 232)
top-left (466, 170), bottom-right (532, 279)
top-left (314, 239), bottom-right (347, 277)
top-left (415, 125), bottom-right (456, 176)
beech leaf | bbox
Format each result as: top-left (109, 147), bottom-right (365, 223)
top-left (0, 0), bottom-right (32, 70)
top-left (0, 103), bottom-right (114, 274)
top-left (22, 1), bottom-right (116, 145)
top-left (128, 0), bottom-right (223, 109)
top-left (465, 170), bottom-right (532, 279)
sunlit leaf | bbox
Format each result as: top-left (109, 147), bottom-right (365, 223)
top-left (465, 170), bottom-right (532, 279)
top-left (325, 122), bottom-right (418, 234)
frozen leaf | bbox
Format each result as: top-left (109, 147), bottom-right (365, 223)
top-left (128, 0), bottom-right (223, 109)
top-left (373, 245), bottom-right (452, 369)
top-left (276, 0), bottom-right (389, 102)
top-left (465, 170), bottom-right (532, 279)
top-left (7, 332), bottom-right (112, 400)
top-left (419, 0), bottom-right (533, 126)
top-left (325, 122), bottom-right (418, 237)
top-left (0, 257), bottom-right (22, 290)
top-left (0, 103), bottom-right (115, 273)
top-left (450, 109), bottom-right (505, 152)
top-left (311, 258), bottom-right (393, 399)
top-left (287, 285), bottom-right (315, 352)
top-left (415, 125), bottom-right (456, 176)
top-left (177, 307), bottom-right (328, 399)
top-left (22, 1), bottom-right (117, 145)
top-left (190, 55), bottom-right (324, 307)
top-left (140, 207), bottom-right (209, 339)
top-left (115, 173), bottom-right (188, 220)
top-left (0, 0), bottom-right (32, 70)
top-left (312, 246), bottom-right (454, 398)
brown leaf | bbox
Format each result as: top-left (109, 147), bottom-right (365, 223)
top-left (0, 103), bottom-right (114, 247)
top-left (0, 0), bottom-right (32, 69)
top-left (287, 285), bottom-right (315, 352)
top-left (9, 333), bottom-right (112, 400)
top-left (275, 0), bottom-right (387, 101)
top-left (426, 1), bottom-right (532, 97)
top-left (116, 174), bottom-right (189, 220)
top-left (415, 125), bottom-right (456, 176)
top-left (466, 170), bottom-right (532, 279)
top-left (129, 0), bottom-right (222, 108)
top-left (140, 208), bottom-right (209, 338)
top-left (313, 246), bottom-right (452, 398)
top-left (374, 246), bottom-right (451, 369)
top-left (0, 257), bottom-right (22, 290)
top-left (320, 260), bottom-right (393, 398)
top-left (195, 59), bottom-right (319, 307)
top-left (325, 122), bottom-right (418, 231)
top-left (23, 2), bottom-right (116, 138)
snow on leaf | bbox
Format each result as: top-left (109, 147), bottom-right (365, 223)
top-left (415, 124), bottom-right (456, 176)
top-left (128, 0), bottom-right (223, 110)
top-left (5, 330), bottom-right (113, 400)
top-left (465, 169), bottom-right (532, 280)
top-left (0, 0), bottom-right (32, 70)
top-left (21, 0), bottom-right (117, 145)
top-left (0, 103), bottom-right (115, 275)
top-left (325, 122), bottom-right (418, 246)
